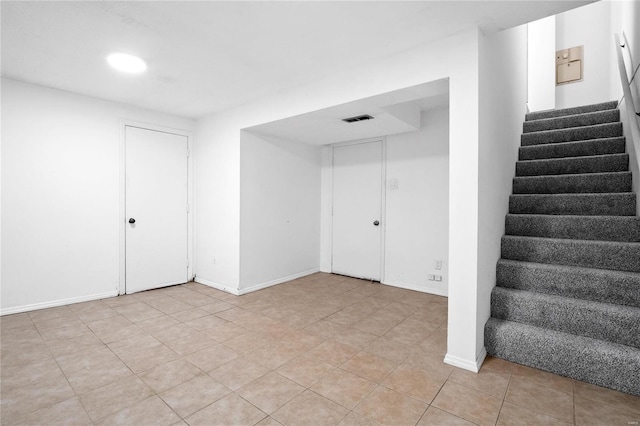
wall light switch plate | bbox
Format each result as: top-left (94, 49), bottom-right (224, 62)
top-left (387, 178), bottom-right (398, 190)
top-left (434, 260), bottom-right (442, 270)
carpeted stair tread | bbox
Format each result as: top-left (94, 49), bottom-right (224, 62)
top-left (485, 318), bottom-right (640, 396)
top-left (525, 101), bottom-right (618, 121)
top-left (486, 102), bottom-right (640, 396)
top-left (491, 287), bottom-right (640, 348)
top-left (501, 235), bottom-right (640, 272)
top-left (516, 154), bottom-right (629, 176)
top-left (523, 109), bottom-right (620, 133)
top-left (521, 122), bottom-right (622, 146)
top-left (519, 137), bottom-right (626, 161)
top-left (505, 214), bottom-right (640, 242)
top-left (513, 172), bottom-right (632, 194)
top-left (509, 193), bottom-right (636, 216)
top-left (496, 259), bottom-right (640, 307)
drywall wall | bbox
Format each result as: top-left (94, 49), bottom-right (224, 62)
top-left (195, 28), bottom-right (482, 370)
top-left (1, 78), bottom-right (194, 314)
top-left (528, 16), bottom-right (556, 112)
top-left (319, 108), bottom-right (449, 294)
top-left (477, 24), bottom-right (529, 359)
top-left (239, 132), bottom-right (321, 291)
top-left (556, 1), bottom-right (612, 108)
top-left (610, 0), bottom-right (640, 214)
top-left (384, 108), bottom-right (450, 295)
top-left (193, 115), bottom-right (242, 292)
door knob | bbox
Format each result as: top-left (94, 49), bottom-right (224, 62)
top-left (373, 220), bottom-right (380, 226)
top-left (129, 218), bottom-right (136, 224)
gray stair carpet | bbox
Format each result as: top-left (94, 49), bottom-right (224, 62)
top-left (519, 137), bottom-right (626, 160)
top-left (523, 109), bottom-right (620, 133)
top-left (485, 101), bottom-right (640, 396)
top-left (505, 214), bottom-right (640, 242)
top-left (525, 101), bottom-right (618, 121)
top-left (485, 318), bottom-right (640, 396)
top-left (515, 153), bottom-right (628, 176)
top-left (496, 259), bottom-right (640, 307)
top-left (513, 172), bottom-right (632, 194)
top-left (521, 122), bottom-right (623, 146)
top-left (509, 193), bottom-right (636, 216)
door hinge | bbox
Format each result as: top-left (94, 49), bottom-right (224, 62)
top-left (187, 203), bottom-right (190, 213)
top-left (187, 258), bottom-right (190, 268)
top-left (186, 149), bottom-right (190, 158)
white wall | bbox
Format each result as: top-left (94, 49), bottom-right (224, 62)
top-left (1, 78), bottom-right (194, 314)
top-left (195, 28), bottom-right (483, 370)
top-left (194, 116), bottom-right (241, 291)
top-left (384, 108), bottom-right (449, 295)
top-left (528, 16), bottom-right (556, 112)
top-left (556, 1), bottom-right (613, 108)
top-left (239, 132), bottom-right (321, 291)
top-left (610, 0), bottom-right (640, 214)
top-left (477, 25), bottom-right (529, 360)
top-left (319, 109), bottom-right (449, 295)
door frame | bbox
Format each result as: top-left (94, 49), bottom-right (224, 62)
top-left (330, 137), bottom-right (387, 282)
top-left (118, 120), bottom-right (194, 296)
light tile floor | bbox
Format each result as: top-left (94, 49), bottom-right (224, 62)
top-left (1, 273), bottom-right (639, 425)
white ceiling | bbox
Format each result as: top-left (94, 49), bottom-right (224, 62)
top-left (1, 1), bottom-right (591, 119)
top-left (247, 79), bottom-right (450, 145)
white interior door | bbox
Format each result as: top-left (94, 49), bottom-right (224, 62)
top-left (125, 126), bottom-right (188, 294)
top-left (332, 141), bottom-right (383, 281)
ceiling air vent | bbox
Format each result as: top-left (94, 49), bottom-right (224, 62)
top-left (342, 114), bottom-right (374, 123)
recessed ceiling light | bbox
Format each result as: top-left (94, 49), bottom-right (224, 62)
top-left (107, 53), bottom-right (147, 73)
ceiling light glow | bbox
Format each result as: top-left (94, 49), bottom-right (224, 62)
top-left (107, 53), bottom-right (147, 73)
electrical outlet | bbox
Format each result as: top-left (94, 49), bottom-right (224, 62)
top-left (428, 274), bottom-right (435, 281)
top-left (434, 275), bottom-right (442, 281)
top-left (435, 260), bottom-right (442, 270)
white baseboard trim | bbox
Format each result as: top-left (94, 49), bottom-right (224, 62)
top-left (381, 280), bottom-right (448, 297)
top-left (194, 277), bottom-right (241, 296)
top-left (443, 347), bottom-right (487, 373)
top-left (0, 290), bottom-right (119, 316)
top-left (238, 268), bottom-right (320, 295)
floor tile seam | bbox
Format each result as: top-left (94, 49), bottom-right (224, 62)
top-left (79, 371), bottom-right (170, 422)
top-left (33, 322), bottom-right (95, 425)
top-left (344, 381), bottom-right (381, 419)
top-left (572, 379), bottom-right (577, 425)
top-left (502, 386), bottom-right (576, 425)
top-left (573, 392), bottom-right (640, 416)
top-left (232, 389), bottom-right (281, 419)
top-left (509, 372), bottom-right (575, 398)
top-left (492, 371), bottom-right (513, 426)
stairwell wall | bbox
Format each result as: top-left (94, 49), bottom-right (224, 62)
top-left (555, 1), bottom-right (613, 109)
top-left (610, 0), bottom-right (640, 214)
top-left (477, 25), bottom-right (529, 360)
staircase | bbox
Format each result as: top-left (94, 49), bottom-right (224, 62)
top-left (484, 101), bottom-right (640, 396)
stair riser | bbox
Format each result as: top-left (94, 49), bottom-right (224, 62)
top-left (513, 173), bottom-right (632, 194)
top-left (505, 215), bottom-right (640, 242)
top-left (525, 101), bottom-right (618, 121)
top-left (491, 287), bottom-right (640, 347)
top-left (509, 194), bottom-right (637, 216)
top-left (519, 137), bottom-right (626, 161)
top-left (523, 109), bottom-right (620, 133)
top-left (497, 260), bottom-right (640, 307)
top-left (521, 123), bottom-right (623, 146)
top-left (485, 318), bottom-right (640, 396)
top-left (501, 236), bottom-right (640, 272)
top-left (516, 154), bottom-right (628, 176)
